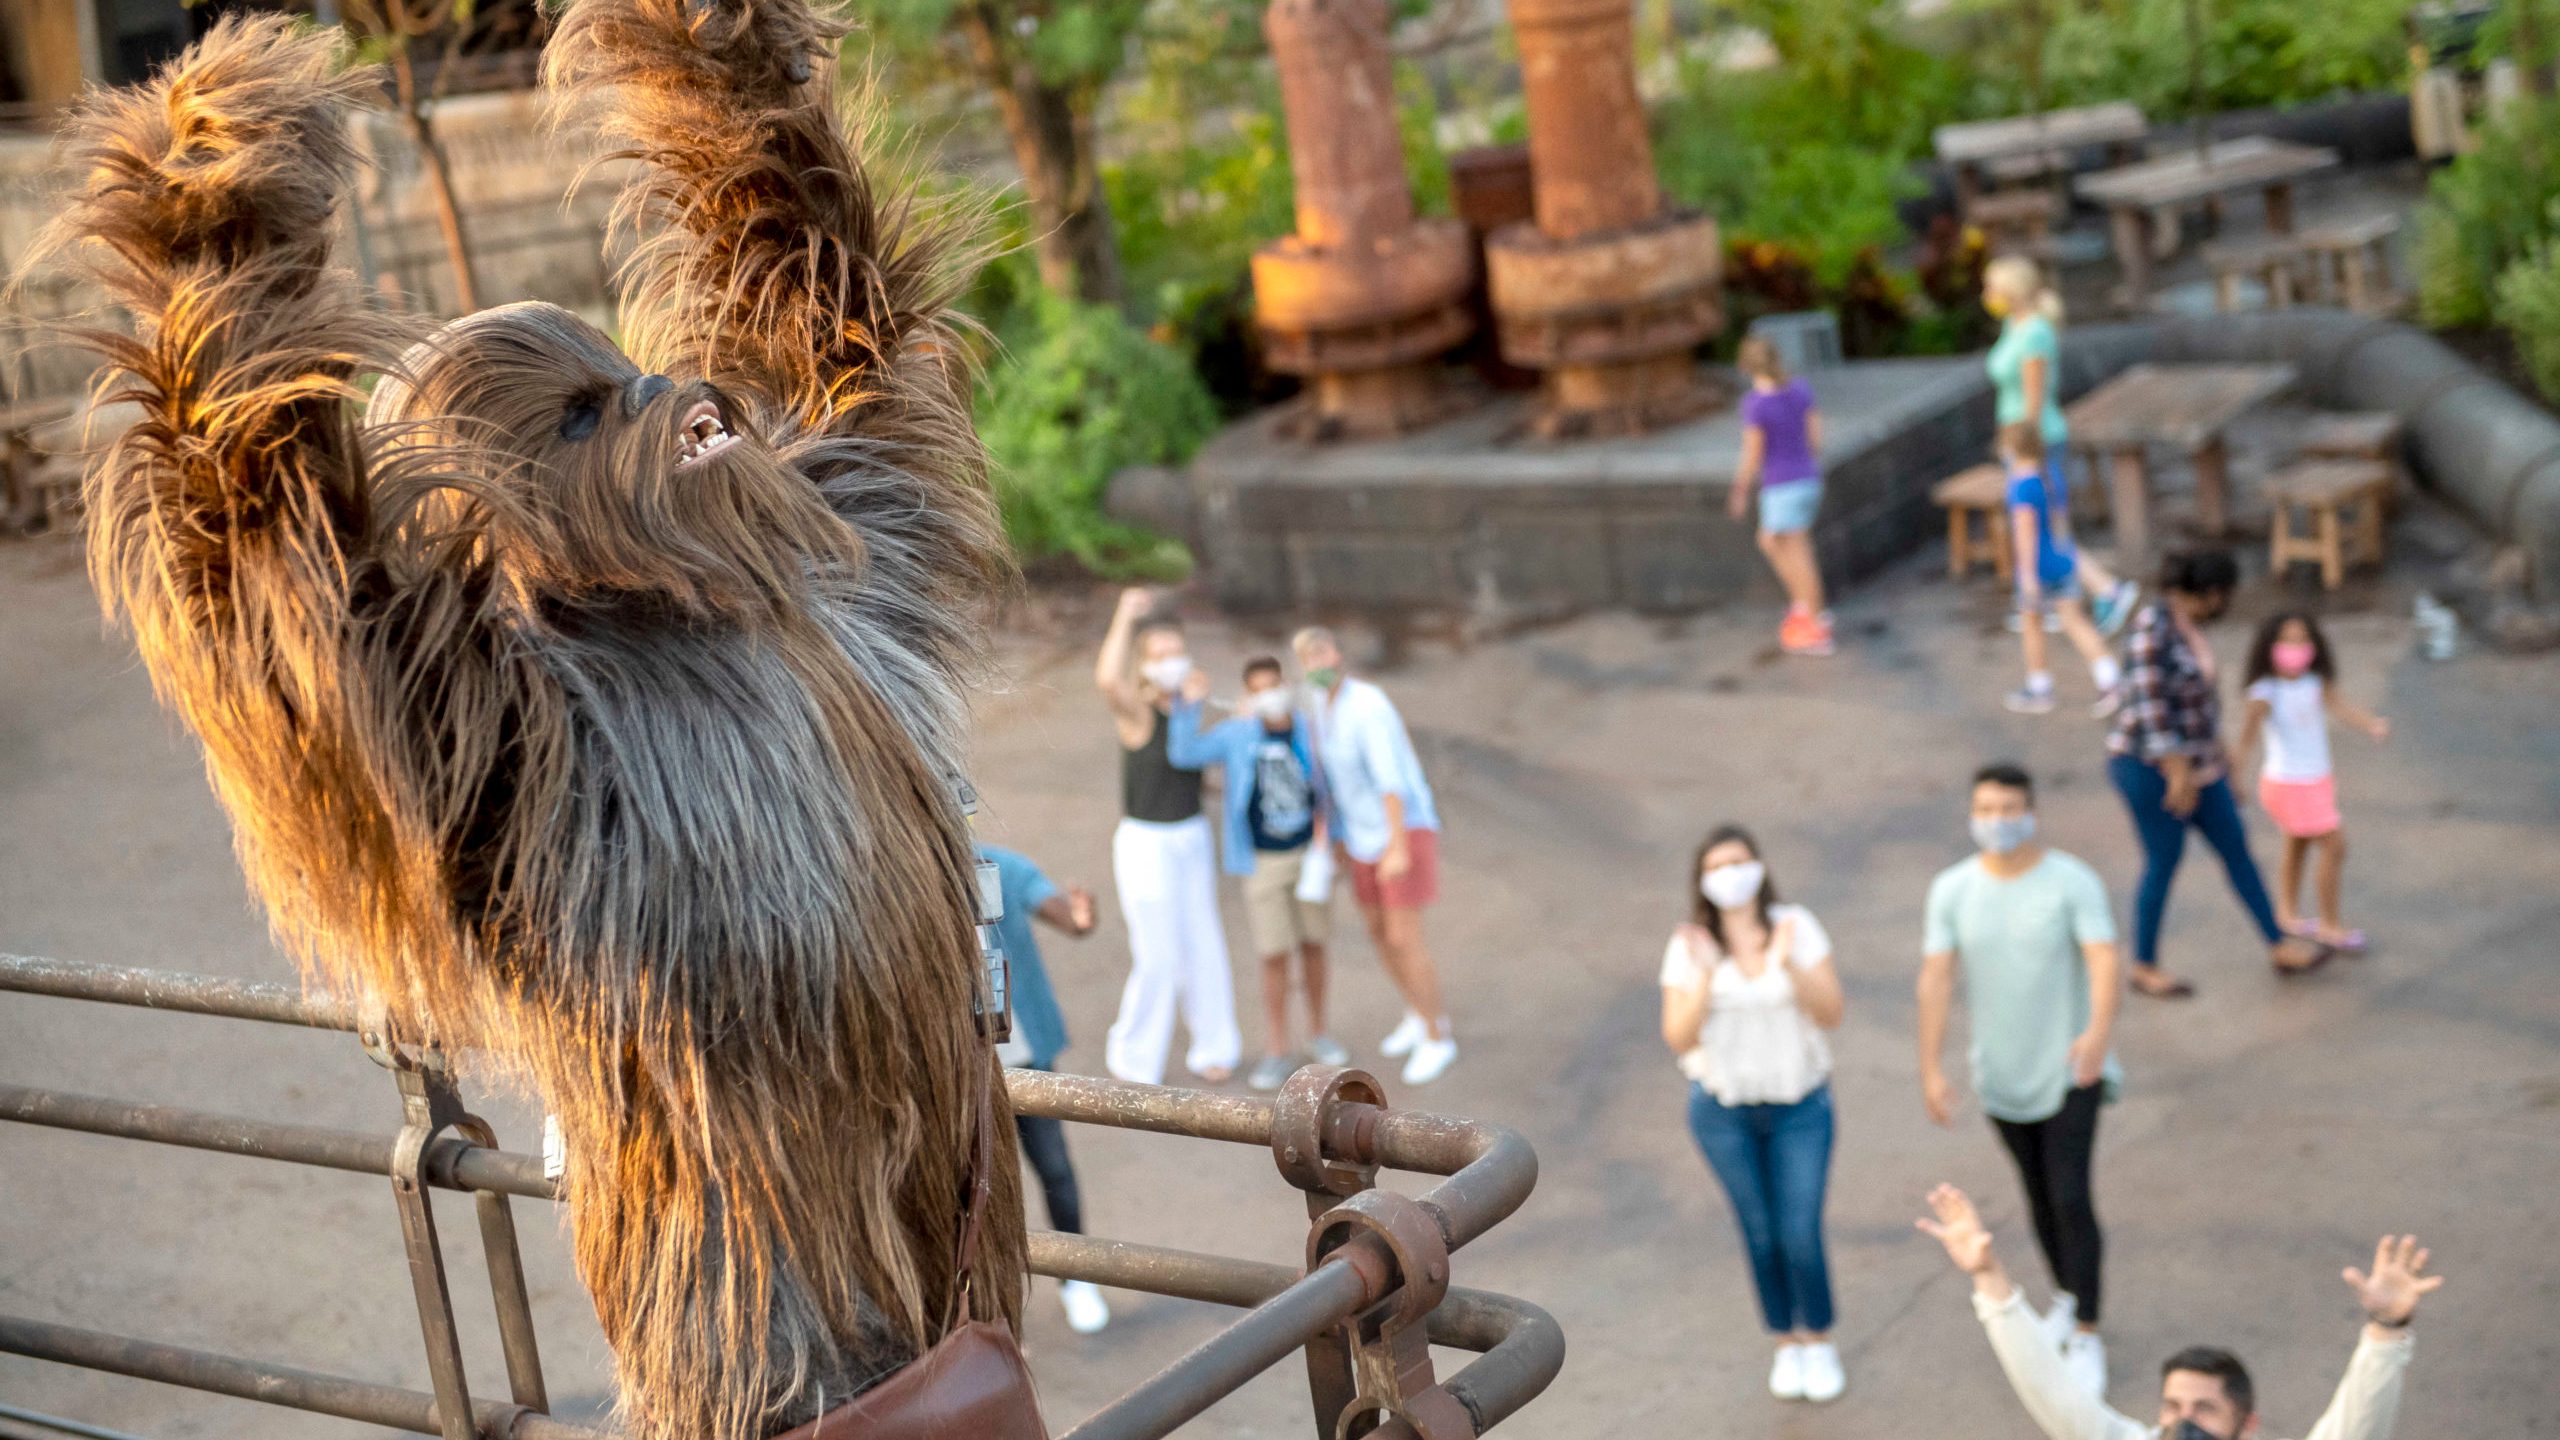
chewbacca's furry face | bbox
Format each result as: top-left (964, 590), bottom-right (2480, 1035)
top-left (368, 301), bottom-right (860, 618)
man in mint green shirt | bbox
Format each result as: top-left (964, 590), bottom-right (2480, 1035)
top-left (1918, 762), bottom-right (2124, 1398)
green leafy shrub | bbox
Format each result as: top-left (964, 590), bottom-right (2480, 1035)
top-left (2023, 0), bottom-right (2408, 118)
top-left (973, 288), bottom-right (1220, 579)
top-left (2495, 233), bottom-right (2560, 403)
top-left (2418, 97), bottom-right (2560, 327)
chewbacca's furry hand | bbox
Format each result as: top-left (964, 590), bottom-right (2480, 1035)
top-left (46, 16), bottom-right (372, 282)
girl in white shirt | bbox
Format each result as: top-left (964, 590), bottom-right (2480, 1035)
top-left (2235, 614), bottom-right (2390, 951)
top-left (1658, 826), bottom-right (1849, 1403)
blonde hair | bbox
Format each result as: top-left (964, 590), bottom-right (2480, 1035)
top-left (1985, 255), bottom-right (2065, 325)
top-left (1997, 420), bottom-right (2047, 465)
top-left (1736, 335), bottom-right (1787, 383)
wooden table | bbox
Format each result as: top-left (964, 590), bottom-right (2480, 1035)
top-left (0, 397), bottom-right (75, 534)
top-left (2064, 363), bottom-right (2296, 575)
top-left (1934, 102), bottom-right (2149, 210)
top-left (2074, 137), bottom-right (2340, 309)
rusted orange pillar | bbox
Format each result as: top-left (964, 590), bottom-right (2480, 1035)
top-left (1488, 0), bottom-right (1722, 436)
top-left (1250, 0), bottom-right (1474, 440)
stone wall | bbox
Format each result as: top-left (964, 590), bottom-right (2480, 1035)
top-left (1171, 358), bottom-right (1999, 625)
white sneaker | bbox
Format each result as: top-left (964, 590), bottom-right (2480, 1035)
top-left (1400, 1034), bottom-right (1458, 1085)
top-left (1306, 1034), bottom-right (1352, 1068)
top-left (1797, 1341), bottom-right (1845, 1402)
top-left (1379, 1011), bottom-right (1426, 1058)
top-left (2039, 1292), bottom-right (2078, 1349)
top-left (1060, 1280), bottom-right (1111, 1335)
top-left (1768, 1343), bottom-right (1805, 1400)
top-left (2063, 1330), bottom-right (2106, 1397)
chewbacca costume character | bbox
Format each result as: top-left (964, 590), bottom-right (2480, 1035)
top-left (32, 3), bottom-right (1031, 1435)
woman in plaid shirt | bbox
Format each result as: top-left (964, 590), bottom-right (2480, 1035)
top-left (2104, 552), bottom-right (2329, 996)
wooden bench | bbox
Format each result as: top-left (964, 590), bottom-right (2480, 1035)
top-left (2298, 215), bottom-right (2405, 315)
top-left (2267, 458), bottom-right (2393, 589)
top-left (2299, 410), bottom-right (2408, 514)
top-left (1933, 463), bottom-right (2014, 581)
top-left (1963, 188), bottom-right (2062, 257)
top-left (2204, 237), bottom-right (2316, 311)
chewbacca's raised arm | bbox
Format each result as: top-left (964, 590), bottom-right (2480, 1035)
top-left (548, 0), bottom-right (1009, 650)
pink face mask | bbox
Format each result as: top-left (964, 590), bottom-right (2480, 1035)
top-left (2270, 641), bottom-right (2317, 676)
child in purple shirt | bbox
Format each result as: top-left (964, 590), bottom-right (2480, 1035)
top-left (1729, 338), bottom-right (1832, 655)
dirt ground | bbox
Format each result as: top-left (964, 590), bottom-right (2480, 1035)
top-left (3, 524), bottom-right (2555, 1440)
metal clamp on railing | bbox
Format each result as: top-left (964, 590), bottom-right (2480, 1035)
top-left (361, 1005), bottom-right (550, 1440)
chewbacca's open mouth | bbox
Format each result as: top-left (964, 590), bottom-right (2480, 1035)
top-left (674, 400), bottom-right (737, 469)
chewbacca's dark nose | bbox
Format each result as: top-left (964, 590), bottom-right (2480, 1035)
top-left (623, 373), bottom-right (674, 419)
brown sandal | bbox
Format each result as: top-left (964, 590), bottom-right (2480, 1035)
top-left (2130, 970), bottom-right (2197, 999)
top-left (2272, 947), bottom-right (2334, 978)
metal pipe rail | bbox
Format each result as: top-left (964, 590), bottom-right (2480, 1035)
top-left (0, 953), bottom-right (1560, 1439)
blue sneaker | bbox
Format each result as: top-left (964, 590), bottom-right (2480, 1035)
top-left (2093, 581), bottom-right (2141, 638)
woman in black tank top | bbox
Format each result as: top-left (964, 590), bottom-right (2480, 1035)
top-left (1123, 709), bottom-right (1203, 823)
top-left (1091, 587), bottom-right (1239, 1084)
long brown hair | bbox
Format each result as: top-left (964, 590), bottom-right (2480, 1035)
top-left (1689, 823), bottom-right (1778, 953)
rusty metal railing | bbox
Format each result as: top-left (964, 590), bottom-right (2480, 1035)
top-left (0, 953), bottom-right (1561, 1439)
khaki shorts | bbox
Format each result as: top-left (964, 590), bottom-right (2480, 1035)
top-left (1243, 846), bottom-right (1333, 957)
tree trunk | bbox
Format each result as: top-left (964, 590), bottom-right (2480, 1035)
top-left (958, 6), bottom-right (1126, 308)
top-left (387, 44), bottom-right (480, 314)
top-left (2516, 0), bottom-right (2552, 97)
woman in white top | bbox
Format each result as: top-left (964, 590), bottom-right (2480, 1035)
top-left (1659, 825), bottom-right (1849, 1403)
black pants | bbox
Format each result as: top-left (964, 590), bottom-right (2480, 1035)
top-left (1015, 1112), bottom-right (1083, 1235)
top-left (1991, 1082), bottom-right (2104, 1325)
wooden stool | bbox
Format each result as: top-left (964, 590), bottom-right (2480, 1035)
top-left (2204, 237), bottom-right (2315, 312)
top-left (2299, 410), bottom-right (2408, 515)
top-left (2266, 459), bottom-right (2392, 589)
top-left (1934, 463), bottom-right (2014, 581)
top-left (1963, 188), bottom-right (2062, 257)
top-left (2300, 215), bottom-right (2405, 315)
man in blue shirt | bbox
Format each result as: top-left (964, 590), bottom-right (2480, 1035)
top-left (1170, 656), bottom-right (1348, 1093)
top-left (978, 842), bottom-right (1113, 1334)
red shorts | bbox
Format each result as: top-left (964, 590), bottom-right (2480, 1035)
top-left (1346, 828), bottom-right (1440, 911)
top-left (2259, 774), bottom-right (2342, 838)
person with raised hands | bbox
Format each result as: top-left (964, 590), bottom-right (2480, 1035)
top-left (1918, 1183), bottom-right (2435, 1440)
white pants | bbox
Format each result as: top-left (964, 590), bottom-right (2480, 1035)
top-left (1106, 815), bottom-right (1241, 1084)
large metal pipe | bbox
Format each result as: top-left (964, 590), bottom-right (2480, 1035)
top-left (0, 1316), bottom-right (610, 1440)
top-left (2056, 311), bottom-right (2560, 595)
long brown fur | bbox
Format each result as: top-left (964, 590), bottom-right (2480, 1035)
top-left (30, 6), bottom-right (1022, 1437)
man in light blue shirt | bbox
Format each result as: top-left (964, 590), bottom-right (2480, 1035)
top-left (1917, 762), bottom-right (2123, 1397)
top-left (1293, 626), bottom-right (1455, 1086)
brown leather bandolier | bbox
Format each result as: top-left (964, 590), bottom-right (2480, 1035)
top-left (773, 1056), bottom-right (1045, 1439)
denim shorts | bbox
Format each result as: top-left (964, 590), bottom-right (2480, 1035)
top-left (1758, 479), bottom-right (1823, 535)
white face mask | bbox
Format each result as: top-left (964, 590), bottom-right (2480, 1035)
top-left (1699, 860), bottom-right (1765, 911)
top-left (1141, 655), bottom-right (1193, 693)
top-left (1249, 687), bottom-right (1294, 724)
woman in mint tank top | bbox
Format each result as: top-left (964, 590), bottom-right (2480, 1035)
top-left (1982, 258), bottom-right (2138, 636)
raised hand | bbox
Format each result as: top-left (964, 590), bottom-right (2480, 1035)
top-left (2343, 1234), bottom-right (2442, 1327)
top-left (1916, 1184), bottom-right (1997, 1275)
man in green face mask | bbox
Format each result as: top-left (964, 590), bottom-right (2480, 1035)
top-left (1291, 626), bottom-right (1455, 1086)
top-left (1918, 1182), bottom-right (2433, 1440)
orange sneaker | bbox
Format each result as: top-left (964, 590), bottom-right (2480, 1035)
top-left (1780, 612), bottom-right (1836, 656)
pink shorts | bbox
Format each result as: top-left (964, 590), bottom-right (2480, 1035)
top-left (2259, 775), bottom-right (2342, 838)
top-left (1346, 828), bottom-right (1441, 911)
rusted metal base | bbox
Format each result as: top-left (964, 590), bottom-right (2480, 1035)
top-left (1515, 353), bottom-right (1713, 441)
top-left (1275, 362), bottom-right (1473, 443)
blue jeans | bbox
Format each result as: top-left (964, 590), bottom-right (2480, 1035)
top-left (2107, 753), bottom-right (2283, 968)
top-left (1685, 1082), bottom-right (1836, 1334)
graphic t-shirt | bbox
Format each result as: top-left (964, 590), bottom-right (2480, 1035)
top-left (1246, 728), bottom-right (1318, 851)
top-left (2247, 673), bottom-right (2333, 782)
top-left (1741, 377), bottom-right (1821, 487)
